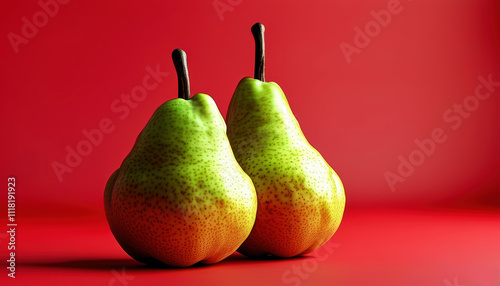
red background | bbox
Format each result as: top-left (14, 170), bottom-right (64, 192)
top-left (1, 0), bottom-right (499, 285)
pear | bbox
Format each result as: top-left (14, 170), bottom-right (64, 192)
top-left (105, 49), bottom-right (257, 267)
top-left (226, 23), bottom-right (346, 257)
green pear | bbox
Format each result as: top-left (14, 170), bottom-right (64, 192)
top-left (105, 49), bottom-right (257, 267)
top-left (226, 23), bottom-right (346, 257)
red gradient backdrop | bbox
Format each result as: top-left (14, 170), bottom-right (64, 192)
top-left (1, 0), bottom-right (500, 285)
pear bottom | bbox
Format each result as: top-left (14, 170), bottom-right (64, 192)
top-left (235, 170), bottom-right (345, 258)
top-left (237, 193), bottom-right (344, 257)
top-left (104, 168), bottom-right (258, 267)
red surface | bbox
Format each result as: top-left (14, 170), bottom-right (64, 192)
top-left (1, 0), bottom-right (499, 285)
top-left (4, 209), bottom-right (500, 286)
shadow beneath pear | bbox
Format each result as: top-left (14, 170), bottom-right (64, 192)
top-left (21, 258), bottom-right (210, 271)
top-left (21, 259), bottom-right (145, 271)
top-left (218, 252), bottom-right (312, 264)
top-left (20, 253), bottom-right (312, 271)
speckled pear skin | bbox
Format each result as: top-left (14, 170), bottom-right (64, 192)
top-left (226, 77), bottom-right (346, 257)
top-left (105, 93), bottom-right (257, 267)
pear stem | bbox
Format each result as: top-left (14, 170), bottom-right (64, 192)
top-left (251, 23), bottom-right (265, 82)
top-left (172, 49), bottom-right (191, 100)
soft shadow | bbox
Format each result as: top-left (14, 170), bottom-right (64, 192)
top-left (21, 253), bottom-right (312, 271)
top-left (219, 252), bottom-right (312, 264)
top-left (22, 259), bottom-right (208, 271)
top-left (21, 259), bottom-right (145, 271)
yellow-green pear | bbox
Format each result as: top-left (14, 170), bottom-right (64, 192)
top-left (226, 23), bottom-right (346, 257)
top-left (105, 49), bottom-right (257, 267)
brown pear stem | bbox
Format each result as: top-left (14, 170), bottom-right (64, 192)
top-left (251, 23), bottom-right (265, 82)
top-left (172, 49), bottom-right (191, 100)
